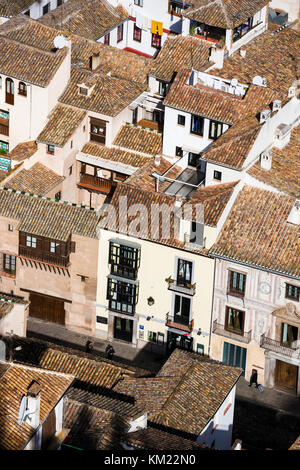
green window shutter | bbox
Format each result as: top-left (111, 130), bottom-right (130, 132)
top-left (222, 342), bottom-right (229, 364)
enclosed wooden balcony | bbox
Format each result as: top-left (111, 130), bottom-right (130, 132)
top-left (0, 116), bottom-right (9, 136)
top-left (77, 173), bottom-right (117, 195)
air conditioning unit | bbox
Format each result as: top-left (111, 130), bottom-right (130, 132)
top-left (260, 109), bottom-right (271, 123)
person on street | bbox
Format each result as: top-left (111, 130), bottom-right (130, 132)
top-left (249, 369), bottom-right (259, 388)
top-left (85, 340), bottom-right (94, 353)
top-left (105, 344), bottom-right (115, 360)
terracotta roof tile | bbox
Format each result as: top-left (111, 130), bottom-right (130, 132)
top-left (247, 124), bottom-right (300, 198)
top-left (81, 142), bottom-right (151, 168)
top-left (0, 362), bottom-right (73, 450)
top-left (113, 125), bottom-right (163, 155)
top-left (37, 104), bottom-right (86, 147)
top-left (6, 141), bottom-right (37, 162)
top-left (0, 1), bottom-right (33, 18)
top-left (4, 163), bottom-right (64, 196)
top-left (210, 185), bottom-right (300, 278)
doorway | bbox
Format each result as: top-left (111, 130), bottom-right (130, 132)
top-left (275, 360), bottom-right (298, 393)
top-left (113, 316), bottom-right (133, 342)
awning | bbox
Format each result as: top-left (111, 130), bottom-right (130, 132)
top-left (151, 20), bottom-right (163, 36)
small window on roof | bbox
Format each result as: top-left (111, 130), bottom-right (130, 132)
top-left (79, 87), bottom-right (88, 96)
top-left (47, 144), bottom-right (55, 155)
top-left (19, 82), bottom-right (27, 97)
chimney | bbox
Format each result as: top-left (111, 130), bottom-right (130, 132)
top-left (260, 150), bottom-right (272, 171)
top-left (26, 381), bottom-right (41, 429)
top-left (154, 155), bottom-right (161, 166)
top-left (89, 53), bottom-right (101, 71)
top-left (240, 49), bottom-right (246, 58)
top-left (287, 200), bottom-right (300, 226)
top-left (259, 109), bottom-right (271, 123)
top-left (272, 99), bottom-right (281, 112)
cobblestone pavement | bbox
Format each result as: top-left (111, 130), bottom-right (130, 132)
top-left (27, 318), bottom-right (300, 449)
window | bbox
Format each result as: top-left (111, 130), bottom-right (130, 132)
top-left (43, 3), bottom-right (50, 15)
top-left (79, 87), bottom-right (88, 96)
top-left (177, 259), bottom-right (193, 287)
top-left (8, 224), bottom-right (13, 231)
top-left (50, 242), bottom-right (60, 254)
top-left (178, 115), bottom-right (186, 126)
top-left (104, 33), bottom-right (110, 46)
top-left (117, 23), bottom-right (124, 43)
top-left (281, 323), bottom-right (298, 347)
top-left (0, 77), bottom-right (2, 88)
top-left (175, 146), bottom-right (183, 157)
top-left (109, 242), bottom-right (140, 279)
top-left (57, 0), bottom-right (63, 6)
top-left (173, 295), bottom-right (191, 325)
top-left (151, 33), bottom-right (161, 49)
top-left (69, 165), bottom-right (72, 175)
top-left (158, 81), bottom-right (167, 96)
top-left (47, 144), bottom-right (54, 155)
top-left (107, 278), bottom-right (138, 315)
top-left (229, 271), bottom-right (246, 296)
top-left (133, 24), bottom-right (142, 42)
top-left (169, 1), bottom-right (183, 15)
top-left (225, 307), bottom-right (245, 335)
top-left (209, 120), bottom-right (223, 140)
top-left (26, 236), bottom-right (37, 248)
top-left (0, 141), bottom-right (9, 154)
top-left (214, 170), bottom-right (222, 181)
top-left (188, 152), bottom-right (199, 167)
top-left (70, 140), bottom-right (73, 149)
top-left (285, 284), bottom-right (300, 301)
top-left (190, 114), bottom-right (204, 136)
top-left (90, 118), bottom-right (106, 144)
top-left (55, 191), bottom-right (61, 201)
top-left (134, 0), bottom-right (143, 5)
top-left (5, 78), bottom-right (14, 105)
top-left (148, 331), bottom-right (157, 342)
top-left (3, 254), bottom-right (16, 275)
top-left (18, 82), bottom-right (27, 97)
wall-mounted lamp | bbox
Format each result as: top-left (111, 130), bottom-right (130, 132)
top-left (197, 328), bottom-right (202, 336)
top-left (146, 316), bottom-right (151, 321)
top-left (147, 297), bottom-right (155, 306)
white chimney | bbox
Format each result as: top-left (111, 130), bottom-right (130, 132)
top-left (287, 200), bottom-right (300, 226)
top-left (260, 109), bottom-right (271, 123)
top-left (272, 99), bottom-right (281, 112)
top-left (260, 150), bottom-right (272, 170)
top-left (288, 86), bottom-right (296, 98)
top-left (240, 49), bottom-right (246, 58)
top-left (26, 381), bottom-right (41, 429)
top-left (274, 123), bottom-right (292, 149)
top-left (154, 155), bottom-right (161, 166)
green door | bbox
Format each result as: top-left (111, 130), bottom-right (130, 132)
top-left (222, 342), bottom-right (247, 376)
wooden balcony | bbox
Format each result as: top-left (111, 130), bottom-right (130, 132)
top-left (166, 312), bottom-right (193, 333)
top-left (0, 117), bottom-right (9, 136)
top-left (260, 334), bottom-right (300, 359)
top-left (19, 246), bottom-right (69, 268)
top-left (213, 320), bottom-right (252, 344)
top-left (166, 277), bottom-right (196, 296)
top-left (137, 119), bottom-right (163, 132)
top-left (77, 173), bottom-right (117, 195)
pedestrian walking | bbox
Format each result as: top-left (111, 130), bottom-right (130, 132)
top-left (249, 369), bottom-right (259, 388)
top-left (105, 344), bottom-right (115, 360)
top-left (85, 339), bottom-right (94, 353)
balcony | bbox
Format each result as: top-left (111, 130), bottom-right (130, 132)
top-left (166, 312), bottom-right (194, 333)
top-left (19, 246), bottom-right (69, 268)
top-left (0, 117), bottom-right (9, 136)
top-left (166, 277), bottom-right (196, 296)
top-left (213, 320), bottom-right (252, 344)
top-left (260, 334), bottom-right (300, 359)
top-left (77, 173), bottom-right (117, 195)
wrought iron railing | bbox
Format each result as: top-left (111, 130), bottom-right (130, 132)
top-left (19, 246), bottom-right (69, 267)
top-left (213, 320), bottom-right (252, 344)
top-left (166, 312), bottom-right (193, 332)
top-left (260, 334), bottom-right (300, 359)
top-left (166, 277), bottom-right (196, 296)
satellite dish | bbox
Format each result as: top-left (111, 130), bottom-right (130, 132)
top-left (230, 78), bottom-right (238, 87)
top-left (54, 35), bottom-right (66, 49)
top-left (18, 395), bottom-right (27, 426)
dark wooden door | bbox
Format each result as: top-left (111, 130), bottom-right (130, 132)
top-left (5, 78), bottom-right (14, 105)
top-left (275, 360), bottom-right (298, 392)
top-left (29, 293), bottom-right (65, 325)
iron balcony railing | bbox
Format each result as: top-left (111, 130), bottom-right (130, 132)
top-left (166, 277), bottom-right (196, 296)
top-left (260, 334), bottom-right (300, 359)
top-left (166, 312), bottom-right (193, 332)
top-left (19, 246), bottom-right (69, 267)
top-left (213, 319), bottom-right (252, 344)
